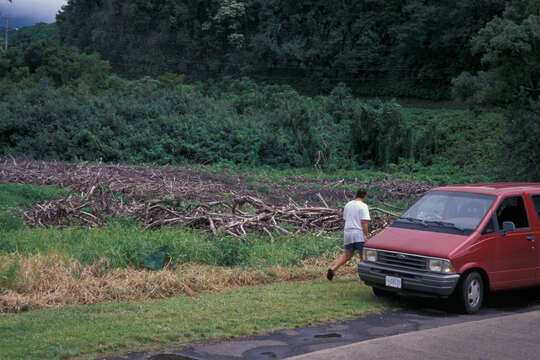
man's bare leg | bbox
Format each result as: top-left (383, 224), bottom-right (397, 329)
top-left (331, 250), bottom-right (354, 272)
top-left (327, 250), bottom-right (354, 280)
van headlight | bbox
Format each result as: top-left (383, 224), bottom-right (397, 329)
top-left (428, 259), bottom-right (455, 274)
top-left (363, 249), bottom-right (378, 262)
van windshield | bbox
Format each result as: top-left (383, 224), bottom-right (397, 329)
top-left (396, 191), bottom-right (496, 233)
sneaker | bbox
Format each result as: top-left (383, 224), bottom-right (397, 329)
top-left (327, 269), bottom-right (334, 281)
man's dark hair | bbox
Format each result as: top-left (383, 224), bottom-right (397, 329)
top-left (356, 188), bottom-right (367, 199)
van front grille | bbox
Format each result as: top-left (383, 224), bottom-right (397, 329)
top-left (377, 251), bottom-right (427, 271)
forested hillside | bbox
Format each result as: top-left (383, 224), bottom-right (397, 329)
top-left (56, 0), bottom-right (506, 98)
top-left (1, 0), bottom-right (539, 180)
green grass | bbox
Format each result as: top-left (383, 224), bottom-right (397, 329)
top-left (0, 183), bottom-right (68, 208)
top-left (1, 224), bottom-right (341, 269)
top-left (0, 184), bottom-right (68, 231)
top-left (208, 163), bottom-right (393, 184)
top-left (0, 279), bottom-right (391, 360)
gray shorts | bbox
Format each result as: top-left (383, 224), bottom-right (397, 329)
top-left (344, 230), bottom-right (365, 245)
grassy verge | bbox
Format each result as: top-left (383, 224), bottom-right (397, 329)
top-left (0, 279), bottom-right (390, 360)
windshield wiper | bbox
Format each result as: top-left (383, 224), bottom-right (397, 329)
top-left (425, 220), bottom-right (465, 232)
top-left (398, 216), bottom-right (429, 227)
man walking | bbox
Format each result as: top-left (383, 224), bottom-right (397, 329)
top-left (327, 188), bottom-right (370, 280)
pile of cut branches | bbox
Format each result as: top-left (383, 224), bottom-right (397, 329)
top-left (138, 195), bottom-right (347, 238)
top-left (23, 183), bottom-right (397, 237)
top-left (0, 157), bottom-right (233, 204)
top-left (3, 157), bottom-right (407, 237)
top-left (1, 158), bottom-right (431, 208)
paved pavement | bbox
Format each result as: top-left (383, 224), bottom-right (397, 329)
top-left (106, 287), bottom-right (540, 360)
top-left (286, 310), bottom-right (540, 360)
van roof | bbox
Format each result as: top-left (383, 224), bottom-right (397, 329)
top-left (432, 183), bottom-right (540, 195)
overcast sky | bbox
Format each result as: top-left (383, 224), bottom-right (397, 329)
top-left (0, 0), bottom-right (67, 27)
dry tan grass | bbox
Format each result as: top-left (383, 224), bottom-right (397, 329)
top-left (0, 252), bottom-right (359, 313)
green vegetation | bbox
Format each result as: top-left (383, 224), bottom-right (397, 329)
top-left (4, 1), bottom-right (535, 181)
top-left (56, 0), bottom-right (505, 98)
top-left (0, 184), bottom-right (68, 231)
top-left (0, 74), bottom-right (505, 180)
top-left (3, 2), bottom-right (539, 357)
top-left (1, 1), bottom-right (537, 180)
top-left (401, 108), bottom-right (506, 181)
top-left (1, 225), bottom-right (339, 269)
top-left (0, 279), bottom-right (389, 360)
top-left (452, 0), bottom-right (540, 180)
top-left (8, 23), bottom-right (59, 48)
top-left (0, 39), bottom-right (110, 96)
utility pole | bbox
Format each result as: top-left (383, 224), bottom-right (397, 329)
top-left (1, 0), bottom-right (13, 51)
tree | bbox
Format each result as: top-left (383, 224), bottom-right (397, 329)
top-left (452, 0), bottom-right (540, 180)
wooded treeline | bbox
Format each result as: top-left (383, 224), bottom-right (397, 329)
top-left (1, 0), bottom-right (539, 180)
top-left (56, 0), bottom-right (506, 99)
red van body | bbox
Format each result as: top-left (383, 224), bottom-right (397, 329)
top-left (358, 183), bottom-right (540, 313)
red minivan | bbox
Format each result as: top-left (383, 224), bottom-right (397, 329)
top-left (358, 183), bottom-right (540, 313)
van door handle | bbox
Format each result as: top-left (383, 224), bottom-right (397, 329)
top-left (527, 235), bottom-right (536, 241)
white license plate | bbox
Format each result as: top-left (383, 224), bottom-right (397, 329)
top-left (385, 276), bottom-right (402, 289)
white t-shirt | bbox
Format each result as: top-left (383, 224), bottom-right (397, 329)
top-left (343, 200), bottom-right (370, 242)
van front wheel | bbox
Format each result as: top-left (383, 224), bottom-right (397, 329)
top-left (458, 271), bottom-right (484, 314)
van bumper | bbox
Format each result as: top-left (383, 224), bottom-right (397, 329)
top-left (358, 262), bottom-right (460, 298)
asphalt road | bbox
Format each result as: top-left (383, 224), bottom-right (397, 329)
top-left (287, 310), bottom-right (540, 360)
top-left (106, 287), bottom-right (540, 360)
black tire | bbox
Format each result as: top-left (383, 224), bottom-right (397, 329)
top-left (373, 287), bottom-right (393, 297)
top-left (457, 271), bottom-right (484, 314)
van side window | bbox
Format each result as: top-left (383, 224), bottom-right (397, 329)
top-left (482, 218), bottom-right (495, 235)
top-left (532, 195), bottom-right (540, 221)
top-left (496, 196), bottom-right (529, 229)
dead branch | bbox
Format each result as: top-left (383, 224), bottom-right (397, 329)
top-left (370, 207), bottom-right (400, 218)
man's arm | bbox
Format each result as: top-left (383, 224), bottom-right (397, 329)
top-left (361, 219), bottom-right (369, 240)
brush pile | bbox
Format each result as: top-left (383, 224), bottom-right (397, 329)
top-left (1, 157), bottom-right (419, 237)
top-left (22, 183), bottom-right (396, 237)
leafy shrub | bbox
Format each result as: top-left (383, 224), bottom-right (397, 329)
top-left (0, 77), bottom-right (506, 179)
top-left (0, 40), bottom-right (110, 94)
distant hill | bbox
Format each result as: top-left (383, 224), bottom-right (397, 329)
top-left (8, 22), bottom-right (58, 48)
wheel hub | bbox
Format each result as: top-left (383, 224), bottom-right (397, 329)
top-left (467, 279), bottom-right (481, 306)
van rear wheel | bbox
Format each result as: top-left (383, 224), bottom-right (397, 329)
top-left (457, 271), bottom-right (484, 314)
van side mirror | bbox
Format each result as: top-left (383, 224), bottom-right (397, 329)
top-left (502, 221), bottom-right (516, 236)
